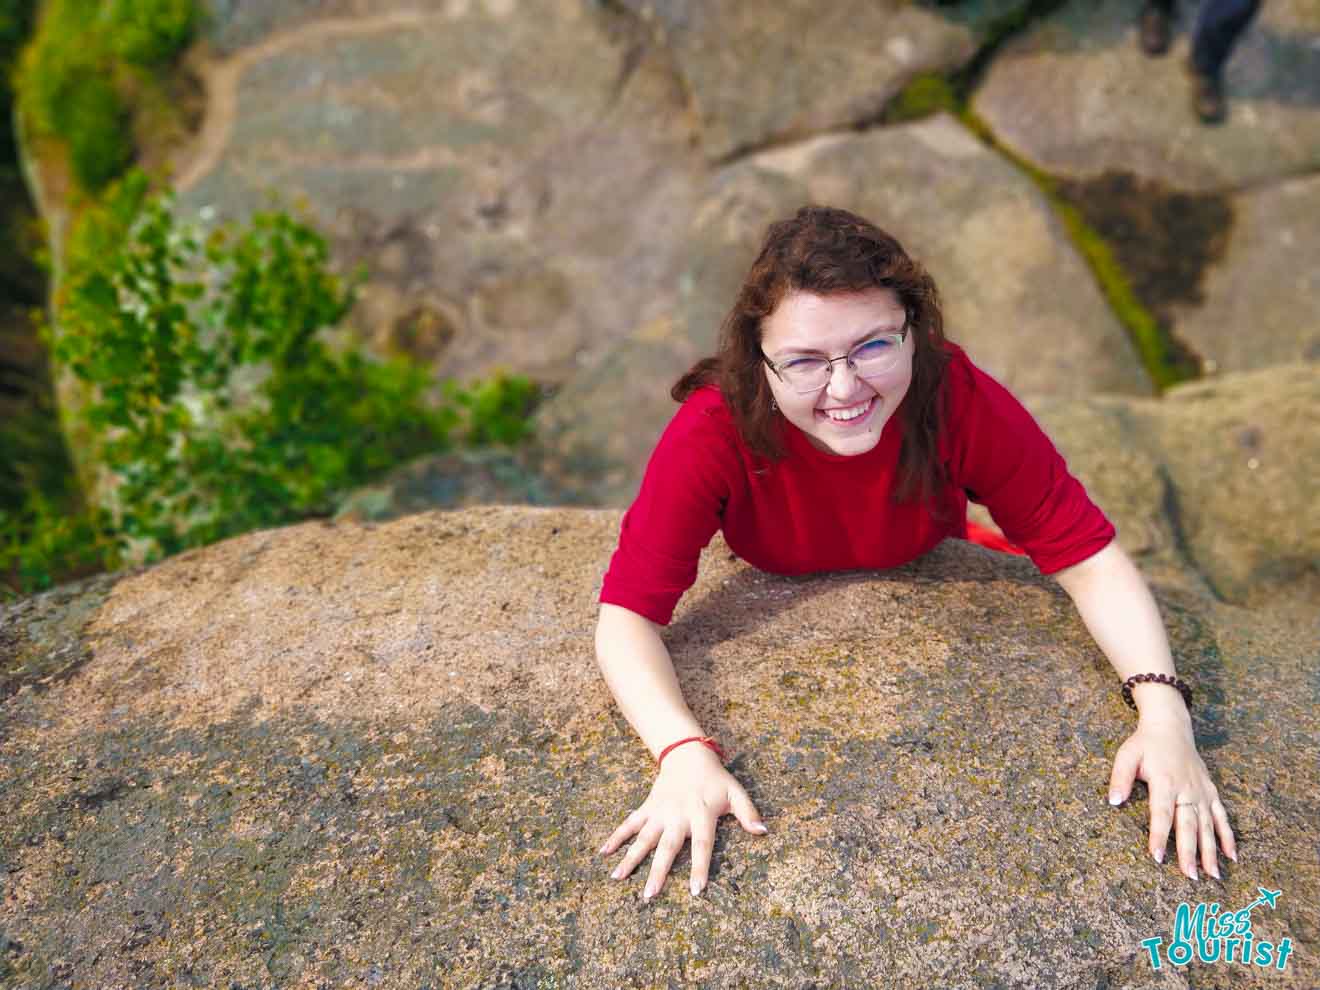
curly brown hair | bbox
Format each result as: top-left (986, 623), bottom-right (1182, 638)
top-left (672, 205), bottom-right (952, 504)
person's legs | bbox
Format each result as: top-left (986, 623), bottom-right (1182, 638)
top-left (1188, 0), bottom-right (1261, 122)
top-left (1191, 0), bottom-right (1262, 77)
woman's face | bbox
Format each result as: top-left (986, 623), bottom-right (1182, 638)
top-left (760, 287), bottom-right (914, 457)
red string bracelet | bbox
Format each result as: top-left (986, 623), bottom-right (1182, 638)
top-left (657, 736), bottom-right (726, 768)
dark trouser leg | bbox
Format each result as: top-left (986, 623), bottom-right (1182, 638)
top-left (1191, 0), bottom-right (1262, 78)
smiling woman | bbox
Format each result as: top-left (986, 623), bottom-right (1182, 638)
top-left (592, 205), bottom-right (1236, 905)
top-left (759, 288), bottom-right (913, 456)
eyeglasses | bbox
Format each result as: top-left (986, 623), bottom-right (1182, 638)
top-left (761, 324), bottom-right (910, 394)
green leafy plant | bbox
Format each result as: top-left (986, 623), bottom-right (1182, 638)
top-left (106, 0), bottom-right (199, 67)
top-left (15, 0), bottom-right (200, 192)
top-left (0, 382), bottom-right (125, 599)
top-left (15, 171), bottom-right (533, 582)
top-left (443, 373), bottom-right (540, 447)
top-left (0, 496), bottom-right (121, 600)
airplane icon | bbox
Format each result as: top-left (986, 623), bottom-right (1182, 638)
top-left (1255, 887), bottom-right (1281, 910)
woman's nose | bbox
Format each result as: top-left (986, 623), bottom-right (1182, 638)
top-left (826, 358), bottom-right (861, 399)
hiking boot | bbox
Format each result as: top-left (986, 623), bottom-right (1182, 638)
top-left (1190, 67), bottom-right (1227, 124)
top-left (1139, 3), bottom-right (1172, 56)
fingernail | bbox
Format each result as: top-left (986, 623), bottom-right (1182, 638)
top-left (611, 868), bottom-right (622, 880)
top-left (690, 880), bottom-right (701, 896)
top-left (1154, 848), bottom-right (1164, 863)
top-left (1211, 867), bottom-right (1222, 880)
top-left (598, 844), bottom-right (608, 855)
top-left (1190, 868), bottom-right (1199, 881)
top-left (1108, 793), bottom-right (1122, 806)
top-left (1229, 851), bottom-right (1238, 863)
top-left (752, 822), bottom-right (768, 833)
top-left (643, 885), bottom-right (653, 900)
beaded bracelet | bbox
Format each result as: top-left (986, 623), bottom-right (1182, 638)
top-left (1122, 672), bottom-right (1193, 712)
top-left (657, 736), bottom-right (726, 768)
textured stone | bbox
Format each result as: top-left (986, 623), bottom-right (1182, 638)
top-left (1151, 364), bottom-right (1320, 611)
top-left (174, 0), bottom-right (701, 387)
top-left (534, 113), bottom-right (1149, 505)
top-left (1168, 174), bottom-right (1320, 373)
top-left (1025, 364), bottom-right (1320, 613)
top-left (972, 0), bottom-right (1320, 192)
top-left (615, 0), bottom-right (1016, 160)
top-left (1, 507), bottom-right (1316, 987)
top-left (1026, 396), bottom-right (1198, 595)
top-left (331, 445), bottom-right (574, 523)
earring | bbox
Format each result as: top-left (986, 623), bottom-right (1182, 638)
top-left (770, 397), bottom-right (778, 412)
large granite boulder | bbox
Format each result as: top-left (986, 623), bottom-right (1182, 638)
top-left (1, 507), bottom-right (1316, 987)
top-left (175, 0), bottom-right (702, 386)
top-left (613, 0), bottom-right (1030, 161)
top-left (1140, 364), bottom-right (1320, 611)
top-left (1165, 174), bottom-right (1320, 374)
top-left (972, 0), bottom-right (1320, 192)
top-left (534, 112), bottom-right (1149, 505)
top-left (1028, 363), bottom-right (1320, 614)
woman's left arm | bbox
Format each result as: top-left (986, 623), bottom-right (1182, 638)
top-left (1053, 538), bottom-right (1238, 881)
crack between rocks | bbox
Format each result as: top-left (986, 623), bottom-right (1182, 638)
top-left (1155, 463), bottom-right (1225, 603)
top-left (709, 118), bottom-right (875, 170)
top-left (957, 111), bottom-right (1196, 393)
top-left (593, 0), bottom-right (702, 121)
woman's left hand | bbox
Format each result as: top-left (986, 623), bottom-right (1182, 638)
top-left (1107, 717), bottom-right (1238, 880)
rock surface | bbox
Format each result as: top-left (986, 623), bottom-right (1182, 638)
top-left (614, 0), bottom-right (1004, 161)
top-left (2, 507), bottom-right (1317, 988)
top-left (178, 1), bottom-right (702, 386)
top-left (972, 0), bottom-right (1320, 192)
top-left (331, 444), bottom-right (579, 523)
top-left (1165, 174), bottom-right (1320, 373)
top-left (1026, 364), bottom-right (1320, 613)
top-left (1140, 365), bottom-right (1320, 610)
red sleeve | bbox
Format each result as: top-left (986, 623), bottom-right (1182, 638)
top-left (598, 391), bottom-right (733, 625)
top-left (942, 350), bottom-right (1115, 574)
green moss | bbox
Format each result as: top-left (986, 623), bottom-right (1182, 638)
top-left (965, 115), bottom-right (1199, 390)
top-left (893, 82), bottom-right (1195, 391)
top-left (883, 74), bottom-right (960, 125)
top-left (1050, 197), bottom-right (1195, 389)
top-left (14, 0), bottom-right (201, 194)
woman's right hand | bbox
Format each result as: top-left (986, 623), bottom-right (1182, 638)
top-left (597, 742), bottom-right (769, 900)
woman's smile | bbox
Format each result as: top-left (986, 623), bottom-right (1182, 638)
top-left (817, 394), bottom-right (878, 426)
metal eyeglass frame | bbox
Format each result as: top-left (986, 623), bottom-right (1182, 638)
top-left (760, 323), bottom-right (911, 395)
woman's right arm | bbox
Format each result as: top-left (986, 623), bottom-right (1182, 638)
top-left (594, 602), bottom-right (708, 760)
top-left (594, 602), bottom-right (768, 900)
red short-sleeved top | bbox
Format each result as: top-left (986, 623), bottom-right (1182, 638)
top-left (599, 343), bottom-right (1115, 625)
